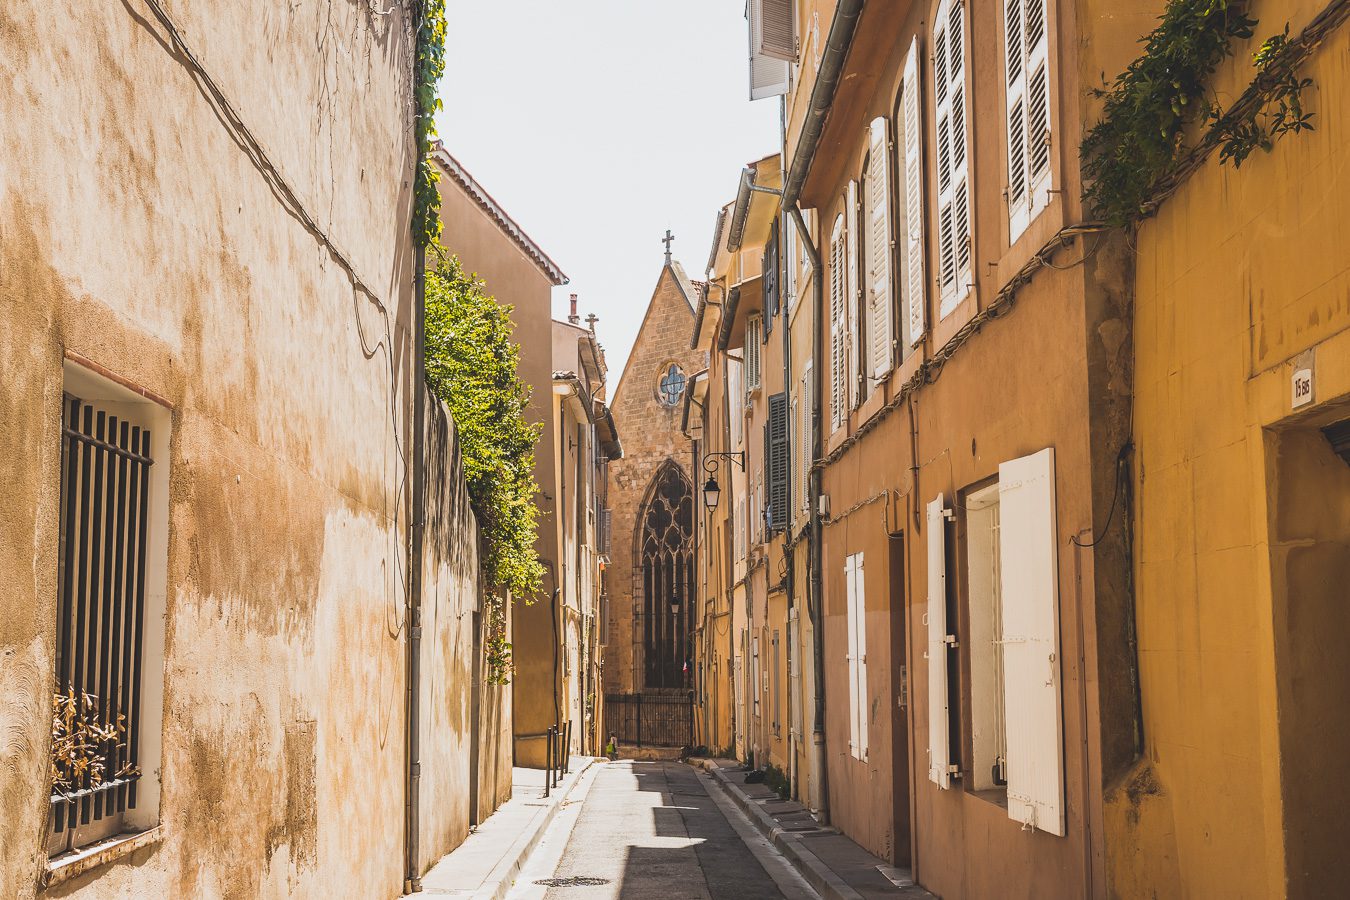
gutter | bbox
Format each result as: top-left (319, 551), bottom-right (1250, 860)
top-left (781, 0), bottom-right (865, 211)
top-left (727, 165), bottom-right (785, 253)
top-left (405, 244), bottom-right (427, 893)
top-left (716, 285), bottom-right (742, 352)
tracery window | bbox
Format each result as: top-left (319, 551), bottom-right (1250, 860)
top-left (657, 363), bottom-right (686, 407)
top-left (639, 463), bottom-right (695, 689)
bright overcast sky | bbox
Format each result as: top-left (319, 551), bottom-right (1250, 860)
top-left (436, 0), bottom-right (779, 387)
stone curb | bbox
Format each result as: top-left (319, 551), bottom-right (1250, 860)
top-left (691, 759), bottom-right (934, 900)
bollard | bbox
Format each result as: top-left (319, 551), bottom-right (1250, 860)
top-left (544, 726), bottom-right (554, 798)
top-left (563, 721), bottom-right (572, 775)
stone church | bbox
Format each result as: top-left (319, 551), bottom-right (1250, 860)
top-left (603, 248), bottom-right (706, 696)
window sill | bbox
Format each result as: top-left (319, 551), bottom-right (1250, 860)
top-left (44, 826), bottom-right (163, 889)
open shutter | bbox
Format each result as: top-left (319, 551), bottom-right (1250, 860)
top-left (933, 0), bottom-right (972, 317)
top-left (845, 180), bottom-right (861, 407)
top-left (866, 118), bottom-right (894, 383)
top-left (902, 37), bottom-right (927, 349)
top-left (1024, 0), bottom-right (1052, 203)
top-left (845, 555), bottom-right (861, 758)
top-left (750, 3), bottom-right (791, 100)
top-left (927, 495), bottom-right (952, 788)
top-left (799, 366), bottom-right (813, 511)
top-left (998, 448), bottom-right (1065, 836)
top-left (1006, 0), bottom-right (1052, 241)
top-left (767, 392), bottom-right (789, 533)
top-left (1004, 0), bottom-right (1030, 239)
top-left (854, 554), bottom-right (869, 760)
top-left (829, 215), bottom-right (846, 432)
top-left (765, 221), bottom-right (779, 335)
top-left (751, 0), bottom-right (797, 61)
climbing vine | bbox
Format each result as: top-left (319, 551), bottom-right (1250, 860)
top-left (412, 0), bottom-right (446, 247)
top-left (1081, 0), bottom-right (1315, 227)
top-left (423, 251), bottom-right (544, 683)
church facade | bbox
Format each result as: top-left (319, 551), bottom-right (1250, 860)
top-left (603, 255), bottom-right (706, 697)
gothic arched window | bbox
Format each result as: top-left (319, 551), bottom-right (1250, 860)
top-left (639, 462), bottom-right (694, 689)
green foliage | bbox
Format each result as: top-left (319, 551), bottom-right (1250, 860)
top-left (1081, 0), bottom-right (1313, 227)
top-left (413, 0), bottom-right (446, 247)
top-left (423, 251), bottom-right (544, 663)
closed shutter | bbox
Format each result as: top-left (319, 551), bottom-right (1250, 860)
top-left (854, 553), bottom-right (869, 760)
top-left (1005, 0), bottom-right (1052, 241)
top-left (933, 0), bottom-right (972, 317)
top-left (845, 554), bottom-right (861, 758)
top-left (799, 366), bottom-right (813, 512)
top-left (866, 117), bottom-right (894, 383)
top-left (902, 37), bottom-right (927, 349)
top-left (829, 215), bottom-right (846, 432)
top-left (749, 2), bottom-right (791, 100)
top-left (765, 221), bottom-right (779, 335)
top-left (751, 0), bottom-right (796, 61)
top-left (767, 392), bottom-right (789, 533)
top-left (845, 180), bottom-right (861, 407)
top-left (998, 448), bottom-right (1064, 835)
top-left (746, 316), bottom-right (762, 390)
top-left (927, 495), bottom-right (952, 788)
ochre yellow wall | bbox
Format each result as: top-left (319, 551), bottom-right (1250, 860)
top-left (1113, 6), bottom-right (1350, 897)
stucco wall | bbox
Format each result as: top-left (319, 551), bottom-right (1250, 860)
top-left (0, 2), bottom-right (494, 897)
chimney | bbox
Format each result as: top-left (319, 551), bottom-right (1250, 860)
top-left (568, 293), bottom-right (580, 325)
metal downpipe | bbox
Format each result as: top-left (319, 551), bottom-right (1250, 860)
top-left (405, 243), bottom-right (427, 893)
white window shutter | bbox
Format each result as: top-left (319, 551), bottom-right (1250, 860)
top-left (750, 3), bottom-right (791, 104)
top-left (901, 37), bottom-right (927, 350)
top-left (1004, 0), bottom-right (1030, 240)
top-left (998, 448), bottom-right (1065, 836)
top-left (927, 495), bottom-right (952, 788)
top-left (751, 0), bottom-right (797, 61)
top-left (1006, 0), bottom-right (1052, 242)
top-left (933, 0), bottom-right (972, 318)
top-left (845, 180), bottom-right (861, 407)
top-left (799, 366), bottom-right (812, 512)
top-left (829, 215), bottom-right (846, 432)
top-left (845, 555), bottom-right (861, 758)
top-left (854, 554), bottom-right (869, 760)
top-left (1024, 0), bottom-right (1052, 204)
top-left (866, 118), bottom-right (894, 383)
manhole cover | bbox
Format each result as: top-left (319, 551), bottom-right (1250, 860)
top-left (533, 876), bottom-right (612, 887)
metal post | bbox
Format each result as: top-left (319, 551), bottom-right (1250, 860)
top-left (552, 728), bottom-right (561, 789)
top-left (636, 693), bottom-right (643, 749)
top-left (544, 726), bottom-right (553, 798)
top-left (688, 691), bottom-right (695, 748)
top-left (565, 721), bottom-right (573, 774)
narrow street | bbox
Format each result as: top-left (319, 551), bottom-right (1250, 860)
top-left (509, 762), bottom-right (818, 900)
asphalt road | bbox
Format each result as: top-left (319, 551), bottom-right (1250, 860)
top-left (510, 760), bottom-right (818, 900)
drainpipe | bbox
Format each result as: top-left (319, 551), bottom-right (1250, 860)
top-left (405, 244), bottom-right (427, 894)
top-left (789, 205), bottom-right (827, 823)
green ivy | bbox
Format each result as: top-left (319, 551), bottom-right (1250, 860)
top-left (1081, 0), bottom-right (1313, 227)
top-left (413, 0), bottom-right (446, 247)
top-left (424, 251), bottom-right (545, 681)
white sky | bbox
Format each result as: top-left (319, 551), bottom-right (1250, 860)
top-left (436, 0), bottom-right (779, 387)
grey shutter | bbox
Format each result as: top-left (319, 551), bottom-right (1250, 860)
top-left (767, 392), bottom-right (790, 533)
top-left (752, 0), bottom-right (797, 61)
top-left (749, 1), bottom-right (791, 100)
top-left (765, 221), bottom-right (780, 335)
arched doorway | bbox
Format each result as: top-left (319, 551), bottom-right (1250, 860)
top-left (638, 462), bottom-right (694, 690)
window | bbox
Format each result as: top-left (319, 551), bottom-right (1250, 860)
top-left (797, 363), bottom-right (813, 516)
top-left (748, 0), bottom-right (792, 99)
top-left (658, 362), bottom-right (686, 407)
top-left (965, 482), bottom-right (1007, 791)
top-left (845, 180), bottom-right (861, 408)
top-left (766, 392), bottom-right (789, 533)
top-left (829, 214), bottom-right (847, 432)
top-left (49, 367), bottom-right (169, 857)
top-left (1004, 0), bottom-right (1052, 241)
top-left (728, 358), bottom-right (744, 450)
top-left (864, 117), bottom-right (895, 385)
top-left (745, 315), bottom-right (763, 392)
top-left (845, 552), bottom-right (868, 760)
top-left (933, 0), bottom-right (973, 317)
top-left (897, 37), bottom-right (927, 352)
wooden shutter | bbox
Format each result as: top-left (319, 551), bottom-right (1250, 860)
top-left (866, 118), bottom-right (894, 383)
top-left (750, 2), bottom-right (791, 101)
top-left (765, 221), bottom-right (780, 335)
top-left (845, 180), bottom-right (861, 407)
top-left (854, 553), bottom-right (869, 760)
top-left (902, 37), bottom-right (927, 349)
top-left (751, 0), bottom-right (796, 61)
top-left (998, 448), bottom-right (1065, 835)
top-left (933, 0), bottom-right (972, 317)
top-left (829, 215), bottom-right (846, 432)
top-left (845, 554), bottom-right (861, 758)
top-left (767, 392), bottom-right (789, 533)
top-left (1005, 0), bottom-right (1052, 241)
top-left (927, 495), bottom-right (952, 788)
top-left (799, 366), bottom-right (813, 512)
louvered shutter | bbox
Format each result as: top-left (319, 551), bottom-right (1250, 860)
top-left (749, 3), bottom-right (791, 100)
top-left (998, 448), bottom-right (1064, 835)
top-left (845, 554), bottom-right (861, 757)
top-left (845, 180), bottom-right (861, 407)
top-left (751, 0), bottom-right (796, 61)
top-left (866, 118), bottom-right (894, 383)
top-left (933, 0), bottom-right (972, 318)
top-left (902, 37), bottom-right (928, 349)
top-left (1006, 0), bottom-right (1052, 241)
top-left (854, 554), bottom-right (869, 760)
top-left (767, 392), bottom-right (789, 533)
top-left (799, 367), bottom-right (813, 512)
top-left (765, 221), bottom-right (779, 336)
top-left (829, 215), bottom-right (846, 432)
top-left (927, 495), bottom-right (952, 788)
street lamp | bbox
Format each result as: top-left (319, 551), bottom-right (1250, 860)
top-left (700, 451), bottom-right (745, 510)
top-left (702, 476), bottom-right (720, 510)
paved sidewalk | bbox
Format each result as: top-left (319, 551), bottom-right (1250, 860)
top-left (690, 759), bottom-right (936, 900)
top-left (419, 758), bottom-right (596, 899)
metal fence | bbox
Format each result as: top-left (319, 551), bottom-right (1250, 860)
top-left (603, 691), bottom-right (694, 748)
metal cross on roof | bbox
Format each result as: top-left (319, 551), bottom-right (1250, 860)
top-left (662, 229), bottom-right (675, 264)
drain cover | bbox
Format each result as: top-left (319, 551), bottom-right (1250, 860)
top-left (533, 876), bottom-right (612, 887)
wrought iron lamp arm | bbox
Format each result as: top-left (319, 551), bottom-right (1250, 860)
top-left (702, 451), bottom-right (745, 474)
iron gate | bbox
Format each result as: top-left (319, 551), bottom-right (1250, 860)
top-left (603, 691), bottom-right (694, 748)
